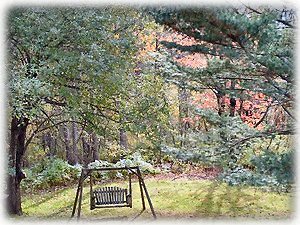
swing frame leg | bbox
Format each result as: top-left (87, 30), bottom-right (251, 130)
top-left (137, 173), bottom-right (146, 210)
top-left (71, 170), bottom-right (89, 219)
top-left (132, 167), bottom-right (157, 219)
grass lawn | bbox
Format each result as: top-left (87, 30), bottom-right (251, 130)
top-left (21, 178), bottom-right (293, 221)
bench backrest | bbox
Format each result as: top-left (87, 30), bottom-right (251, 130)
top-left (93, 186), bottom-right (129, 205)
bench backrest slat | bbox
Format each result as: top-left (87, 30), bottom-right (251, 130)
top-left (93, 186), bottom-right (128, 205)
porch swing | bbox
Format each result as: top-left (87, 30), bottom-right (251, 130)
top-left (71, 166), bottom-right (156, 219)
top-left (90, 169), bottom-right (133, 209)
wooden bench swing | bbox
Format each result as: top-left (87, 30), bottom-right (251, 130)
top-left (71, 166), bottom-right (156, 219)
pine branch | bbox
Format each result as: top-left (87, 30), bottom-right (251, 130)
top-left (44, 97), bottom-right (66, 107)
top-left (229, 129), bottom-right (294, 149)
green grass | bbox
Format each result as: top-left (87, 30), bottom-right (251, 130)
top-left (21, 178), bottom-right (293, 221)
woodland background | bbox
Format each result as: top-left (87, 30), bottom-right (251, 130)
top-left (6, 4), bottom-right (295, 219)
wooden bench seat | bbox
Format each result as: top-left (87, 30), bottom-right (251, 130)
top-left (91, 186), bottom-right (132, 209)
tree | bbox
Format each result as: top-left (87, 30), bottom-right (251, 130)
top-left (144, 5), bottom-right (295, 175)
top-left (7, 7), bottom-right (143, 215)
top-left (151, 5), bottom-right (295, 136)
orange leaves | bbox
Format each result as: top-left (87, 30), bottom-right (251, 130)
top-left (160, 32), bottom-right (207, 68)
top-left (237, 92), bottom-right (272, 130)
top-left (187, 89), bottom-right (272, 130)
top-left (141, 30), bottom-right (278, 131)
top-left (176, 53), bottom-right (207, 68)
top-left (192, 90), bottom-right (218, 110)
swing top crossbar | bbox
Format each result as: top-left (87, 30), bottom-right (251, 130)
top-left (82, 166), bottom-right (139, 173)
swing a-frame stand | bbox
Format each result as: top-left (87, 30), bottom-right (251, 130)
top-left (71, 166), bottom-right (156, 220)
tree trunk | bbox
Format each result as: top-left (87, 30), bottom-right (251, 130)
top-left (41, 134), bottom-right (46, 152)
top-left (229, 98), bottom-right (236, 117)
top-left (7, 117), bottom-right (29, 216)
top-left (63, 124), bottom-right (75, 165)
top-left (71, 121), bottom-right (79, 165)
top-left (215, 90), bottom-right (226, 116)
top-left (119, 127), bottom-right (128, 150)
top-left (238, 99), bottom-right (244, 117)
top-left (178, 87), bottom-right (190, 147)
top-left (50, 135), bottom-right (57, 156)
top-left (229, 80), bottom-right (236, 117)
top-left (91, 132), bottom-right (100, 161)
top-left (43, 133), bottom-right (56, 157)
top-left (116, 99), bottom-right (128, 151)
top-left (82, 136), bottom-right (92, 167)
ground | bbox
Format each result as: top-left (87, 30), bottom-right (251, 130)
top-left (20, 173), bottom-right (293, 221)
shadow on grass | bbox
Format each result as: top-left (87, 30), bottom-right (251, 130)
top-left (22, 187), bottom-right (72, 210)
top-left (42, 188), bottom-right (148, 221)
top-left (194, 181), bottom-right (267, 218)
top-left (130, 209), bottom-right (146, 221)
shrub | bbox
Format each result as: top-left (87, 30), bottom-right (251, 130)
top-left (250, 150), bottom-right (294, 186)
top-left (21, 157), bottom-right (81, 191)
top-left (115, 152), bottom-right (158, 174)
top-left (88, 152), bottom-right (159, 181)
top-left (219, 150), bottom-right (294, 192)
top-left (100, 143), bottom-right (131, 163)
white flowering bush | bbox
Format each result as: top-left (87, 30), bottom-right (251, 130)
top-left (88, 152), bottom-right (158, 174)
